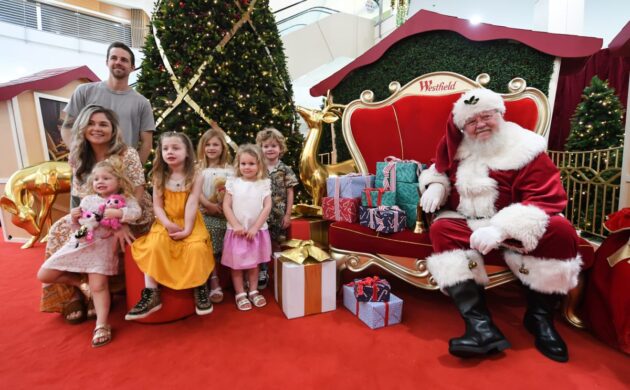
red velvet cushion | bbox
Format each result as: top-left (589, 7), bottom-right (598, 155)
top-left (124, 246), bottom-right (195, 323)
top-left (329, 221), bottom-right (594, 269)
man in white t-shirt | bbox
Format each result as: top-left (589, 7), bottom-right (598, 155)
top-left (61, 42), bottom-right (155, 163)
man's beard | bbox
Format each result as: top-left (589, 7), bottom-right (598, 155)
top-left (460, 124), bottom-right (508, 158)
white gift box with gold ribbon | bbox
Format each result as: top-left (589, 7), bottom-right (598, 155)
top-left (273, 250), bottom-right (336, 319)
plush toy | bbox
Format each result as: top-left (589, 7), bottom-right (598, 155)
top-left (99, 194), bottom-right (126, 230)
top-left (75, 210), bottom-right (101, 247)
top-left (208, 177), bottom-right (227, 204)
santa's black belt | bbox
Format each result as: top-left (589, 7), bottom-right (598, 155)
top-left (465, 216), bottom-right (490, 220)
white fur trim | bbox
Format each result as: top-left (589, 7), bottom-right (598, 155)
top-left (453, 89), bottom-right (506, 129)
top-left (427, 249), bottom-right (489, 288)
top-left (504, 251), bottom-right (582, 294)
top-left (454, 154), bottom-right (498, 218)
top-left (457, 122), bottom-right (547, 171)
top-left (491, 204), bottom-right (549, 252)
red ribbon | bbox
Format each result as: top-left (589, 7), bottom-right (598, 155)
top-left (364, 188), bottom-right (386, 207)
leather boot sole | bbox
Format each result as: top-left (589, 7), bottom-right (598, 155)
top-left (449, 339), bottom-right (511, 358)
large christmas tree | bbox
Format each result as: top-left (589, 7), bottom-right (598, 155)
top-left (565, 75), bottom-right (625, 151)
top-left (136, 0), bottom-right (303, 191)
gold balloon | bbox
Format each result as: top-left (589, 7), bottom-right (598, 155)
top-left (0, 161), bottom-right (71, 249)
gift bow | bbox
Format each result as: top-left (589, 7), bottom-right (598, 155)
top-left (281, 239), bottom-right (330, 264)
top-left (347, 276), bottom-right (384, 296)
top-left (381, 156), bottom-right (423, 191)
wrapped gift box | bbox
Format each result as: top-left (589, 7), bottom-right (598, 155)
top-left (322, 196), bottom-right (360, 223)
top-left (359, 205), bottom-right (407, 234)
top-left (326, 174), bottom-right (375, 198)
top-left (274, 253), bottom-right (336, 319)
top-left (350, 276), bottom-right (391, 302)
top-left (376, 179), bottom-right (419, 205)
top-left (376, 160), bottom-right (421, 184)
top-left (343, 284), bottom-right (403, 329)
top-left (361, 188), bottom-right (396, 207)
top-left (398, 203), bottom-right (418, 229)
top-left (288, 217), bottom-right (331, 247)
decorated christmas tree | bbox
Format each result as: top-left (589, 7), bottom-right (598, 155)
top-left (565, 76), bottom-right (625, 151)
top-left (136, 0), bottom-right (304, 195)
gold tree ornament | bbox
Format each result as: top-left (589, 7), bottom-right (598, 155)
top-left (0, 162), bottom-right (71, 249)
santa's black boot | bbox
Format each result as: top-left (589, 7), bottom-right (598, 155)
top-left (523, 288), bottom-right (569, 362)
top-left (445, 280), bottom-right (511, 357)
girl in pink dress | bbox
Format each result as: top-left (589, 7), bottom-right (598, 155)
top-left (38, 157), bottom-right (141, 347)
top-left (222, 144), bottom-right (272, 311)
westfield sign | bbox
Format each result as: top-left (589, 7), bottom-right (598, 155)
top-left (418, 79), bottom-right (458, 92)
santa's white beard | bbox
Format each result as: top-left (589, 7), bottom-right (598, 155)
top-left (460, 123), bottom-right (510, 158)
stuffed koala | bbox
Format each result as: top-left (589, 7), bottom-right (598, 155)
top-left (208, 177), bottom-right (227, 204)
top-left (75, 210), bottom-right (101, 247)
top-left (98, 194), bottom-right (126, 230)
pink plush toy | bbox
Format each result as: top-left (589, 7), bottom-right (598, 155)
top-left (99, 194), bottom-right (126, 230)
top-left (75, 210), bottom-right (101, 246)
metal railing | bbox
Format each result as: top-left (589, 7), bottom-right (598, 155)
top-left (276, 6), bottom-right (339, 35)
top-left (549, 146), bottom-right (623, 239)
top-left (0, 0), bottom-right (131, 46)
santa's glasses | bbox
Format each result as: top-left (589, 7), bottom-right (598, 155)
top-left (464, 111), bottom-right (499, 129)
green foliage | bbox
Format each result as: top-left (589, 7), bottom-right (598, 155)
top-left (565, 76), bottom-right (625, 151)
top-left (321, 31), bottom-right (555, 161)
top-left (136, 0), bottom-right (306, 199)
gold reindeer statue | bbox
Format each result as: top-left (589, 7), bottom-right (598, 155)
top-left (0, 161), bottom-right (71, 248)
top-left (296, 99), bottom-right (356, 213)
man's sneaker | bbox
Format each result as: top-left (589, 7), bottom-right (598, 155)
top-left (194, 284), bottom-right (213, 315)
top-left (257, 266), bottom-right (269, 290)
top-left (125, 288), bottom-right (162, 320)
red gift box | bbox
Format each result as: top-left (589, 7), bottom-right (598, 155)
top-left (322, 197), bottom-right (360, 223)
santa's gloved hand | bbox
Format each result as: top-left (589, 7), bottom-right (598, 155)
top-left (420, 183), bottom-right (445, 213)
top-left (470, 226), bottom-right (506, 255)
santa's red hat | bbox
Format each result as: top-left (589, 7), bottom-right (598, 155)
top-left (452, 88), bottom-right (506, 130)
top-left (434, 89), bottom-right (506, 173)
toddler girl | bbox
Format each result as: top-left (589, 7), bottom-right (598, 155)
top-left (255, 128), bottom-right (298, 289)
top-left (222, 144), bottom-right (272, 310)
top-left (126, 132), bottom-right (215, 320)
top-left (197, 128), bottom-right (235, 303)
top-left (38, 157), bottom-right (141, 347)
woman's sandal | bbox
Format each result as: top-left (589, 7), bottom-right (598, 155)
top-left (91, 324), bottom-right (112, 348)
top-left (209, 276), bottom-right (224, 303)
top-left (235, 292), bottom-right (252, 311)
top-left (62, 299), bottom-right (86, 324)
top-left (248, 290), bottom-right (267, 308)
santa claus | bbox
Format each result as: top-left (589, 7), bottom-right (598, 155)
top-left (419, 88), bottom-right (582, 362)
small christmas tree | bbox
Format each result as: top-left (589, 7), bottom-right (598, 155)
top-left (136, 0), bottom-right (305, 198)
top-left (565, 76), bottom-right (625, 151)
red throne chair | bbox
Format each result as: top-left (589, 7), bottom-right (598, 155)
top-left (327, 72), bottom-right (595, 327)
top-left (124, 246), bottom-right (195, 323)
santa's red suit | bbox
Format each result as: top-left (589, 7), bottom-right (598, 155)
top-left (420, 120), bottom-right (582, 294)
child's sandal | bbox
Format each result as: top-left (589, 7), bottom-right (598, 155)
top-left (235, 292), bottom-right (252, 311)
top-left (248, 290), bottom-right (266, 308)
top-left (209, 276), bottom-right (224, 303)
top-left (91, 324), bottom-right (112, 348)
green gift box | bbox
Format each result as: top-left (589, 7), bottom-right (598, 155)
top-left (398, 202), bottom-right (418, 229)
top-left (376, 179), bottom-right (419, 205)
top-left (361, 188), bottom-right (397, 207)
top-left (376, 160), bottom-right (420, 184)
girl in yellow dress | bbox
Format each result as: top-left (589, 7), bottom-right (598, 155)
top-left (126, 132), bottom-right (215, 320)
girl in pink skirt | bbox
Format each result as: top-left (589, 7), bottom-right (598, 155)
top-left (222, 144), bottom-right (272, 310)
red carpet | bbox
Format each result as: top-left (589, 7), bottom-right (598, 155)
top-left (0, 236), bottom-right (628, 390)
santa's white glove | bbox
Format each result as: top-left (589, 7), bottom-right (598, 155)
top-left (420, 183), bottom-right (445, 213)
top-left (470, 226), bottom-right (507, 255)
